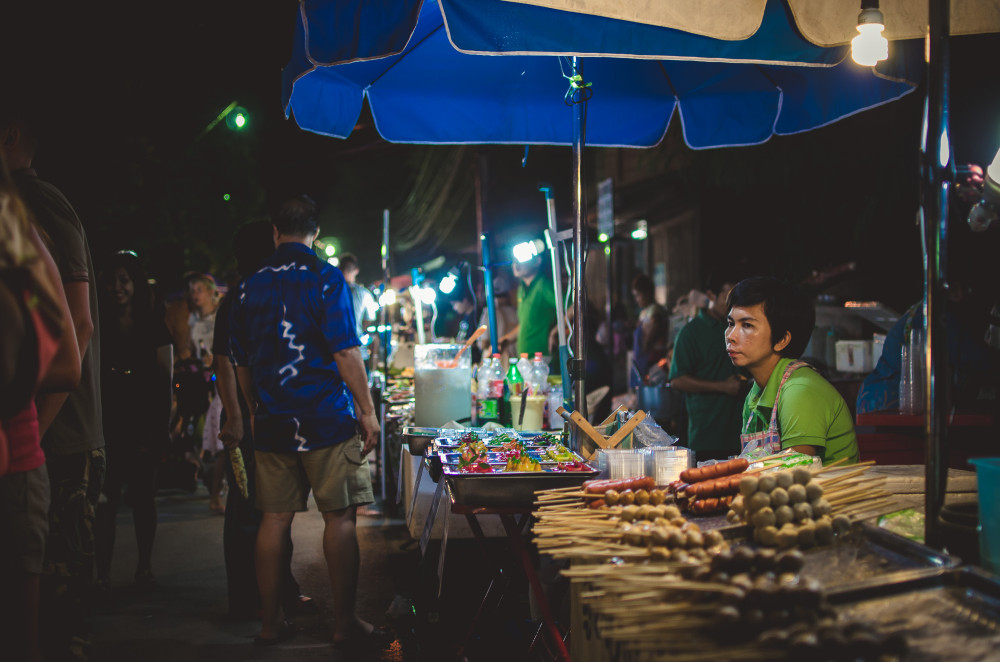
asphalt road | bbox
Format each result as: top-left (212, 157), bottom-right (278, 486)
top-left (88, 480), bottom-right (550, 661)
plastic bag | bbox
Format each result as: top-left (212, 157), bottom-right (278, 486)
top-left (631, 413), bottom-right (678, 448)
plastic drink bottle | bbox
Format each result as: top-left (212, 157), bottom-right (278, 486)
top-left (506, 357), bottom-right (525, 397)
top-left (530, 352), bottom-right (550, 395)
top-left (516, 353), bottom-right (533, 395)
top-left (488, 354), bottom-right (505, 398)
top-left (477, 364), bottom-right (499, 424)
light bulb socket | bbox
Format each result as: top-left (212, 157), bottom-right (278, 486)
top-left (857, 7), bottom-right (884, 27)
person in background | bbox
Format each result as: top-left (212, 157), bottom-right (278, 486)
top-left (454, 268), bottom-right (518, 365)
top-left (726, 277), bottom-right (859, 464)
top-left (187, 273), bottom-right (226, 512)
top-left (630, 273), bottom-right (669, 383)
top-left (668, 288), bottom-right (709, 348)
top-left (0, 151), bottom-right (79, 662)
top-left (668, 270), bottom-right (745, 461)
top-left (230, 196), bottom-right (388, 650)
top-left (94, 251), bottom-right (173, 593)
top-left (213, 219), bottom-right (312, 621)
top-left (856, 273), bottom-right (998, 416)
top-left (500, 254), bottom-right (557, 359)
top-left (2, 111), bottom-right (106, 662)
top-left (338, 253), bottom-right (378, 369)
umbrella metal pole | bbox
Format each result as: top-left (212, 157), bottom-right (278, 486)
top-left (381, 208), bottom-right (391, 503)
top-left (922, 0), bottom-right (952, 550)
top-left (481, 233), bottom-right (499, 356)
top-left (571, 56), bottom-right (588, 422)
top-left (540, 186), bottom-right (572, 411)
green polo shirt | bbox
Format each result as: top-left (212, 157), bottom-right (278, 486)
top-left (667, 309), bottom-right (742, 454)
top-left (743, 357), bottom-right (860, 465)
top-left (516, 274), bottom-right (557, 356)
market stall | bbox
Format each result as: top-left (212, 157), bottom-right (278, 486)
top-left (526, 455), bottom-right (990, 661)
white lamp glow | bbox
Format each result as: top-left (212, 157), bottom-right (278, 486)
top-left (512, 240), bottom-right (541, 263)
top-left (439, 272), bottom-right (457, 294)
top-left (378, 289), bottom-right (397, 306)
top-left (851, 4), bottom-right (888, 67)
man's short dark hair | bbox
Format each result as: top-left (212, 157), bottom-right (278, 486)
top-left (726, 277), bottom-right (815, 358)
top-left (631, 273), bottom-right (654, 301)
top-left (274, 195), bottom-right (318, 237)
top-left (232, 219), bottom-right (274, 278)
top-left (339, 252), bottom-right (358, 272)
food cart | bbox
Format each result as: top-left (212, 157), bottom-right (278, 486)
top-left (528, 455), bottom-right (991, 662)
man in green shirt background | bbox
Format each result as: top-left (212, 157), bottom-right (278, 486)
top-left (725, 277), bottom-right (859, 465)
top-left (668, 270), bottom-right (746, 461)
top-left (500, 254), bottom-right (557, 358)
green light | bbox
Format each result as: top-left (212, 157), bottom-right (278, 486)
top-left (381, 245), bottom-right (387, 257)
top-left (324, 244), bottom-right (336, 257)
top-left (598, 232), bottom-right (609, 243)
top-left (604, 245), bottom-right (611, 256)
top-left (223, 193), bottom-right (231, 201)
top-left (225, 105), bottom-right (250, 131)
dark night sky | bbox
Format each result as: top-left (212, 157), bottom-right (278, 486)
top-left (2, 2), bottom-right (999, 300)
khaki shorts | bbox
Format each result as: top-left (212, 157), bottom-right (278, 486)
top-left (255, 436), bottom-right (374, 513)
top-left (0, 464), bottom-right (51, 574)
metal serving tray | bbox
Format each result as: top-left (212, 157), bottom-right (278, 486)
top-left (826, 567), bottom-right (1000, 661)
top-left (401, 426), bottom-right (559, 456)
top-left (443, 466), bottom-right (598, 508)
top-left (698, 520), bottom-right (957, 590)
top-left (800, 521), bottom-right (957, 590)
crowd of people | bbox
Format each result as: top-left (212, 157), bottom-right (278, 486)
top-left (0, 115), bottom-right (393, 660)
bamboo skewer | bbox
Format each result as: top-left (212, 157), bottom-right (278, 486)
top-left (829, 490), bottom-right (893, 509)
top-left (809, 456), bottom-right (849, 474)
top-left (816, 462), bottom-right (877, 487)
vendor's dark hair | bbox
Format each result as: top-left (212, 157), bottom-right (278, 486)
top-left (339, 252), bottom-right (358, 271)
top-left (631, 273), bottom-right (654, 300)
top-left (726, 277), bottom-right (814, 358)
top-left (274, 195), bottom-right (318, 237)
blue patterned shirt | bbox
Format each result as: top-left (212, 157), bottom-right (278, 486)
top-left (230, 242), bottom-right (361, 452)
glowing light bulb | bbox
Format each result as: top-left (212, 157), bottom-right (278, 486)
top-left (324, 244), bottom-right (336, 257)
top-left (417, 286), bottom-right (437, 305)
top-left (851, 18), bottom-right (888, 66)
top-left (439, 273), bottom-right (457, 294)
top-left (512, 241), bottom-right (539, 263)
top-left (378, 289), bottom-right (397, 306)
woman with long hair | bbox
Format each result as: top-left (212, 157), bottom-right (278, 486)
top-left (95, 251), bottom-right (173, 591)
top-left (187, 273), bottom-right (227, 512)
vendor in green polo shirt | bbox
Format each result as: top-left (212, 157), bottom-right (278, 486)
top-left (725, 277), bottom-right (859, 465)
top-left (668, 271), bottom-right (747, 462)
top-left (499, 254), bottom-right (557, 357)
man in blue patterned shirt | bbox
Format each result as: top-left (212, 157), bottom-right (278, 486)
top-left (230, 196), bottom-right (384, 649)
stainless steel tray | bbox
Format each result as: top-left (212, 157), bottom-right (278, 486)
top-left (695, 520), bottom-right (957, 590)
top-left (401, 426), bottom-right (559, 456)
top-left (825, 567), bottom-right (1000, 661)
top-left (800, 521), bottom-right (957, 590)
top-left (443, 467), bottom-right (598, 508)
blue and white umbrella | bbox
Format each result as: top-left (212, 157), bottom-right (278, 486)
top-left (280, 0), bottom-right (921, 425)
top-left (282, 0), bottom-right (919, 149)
